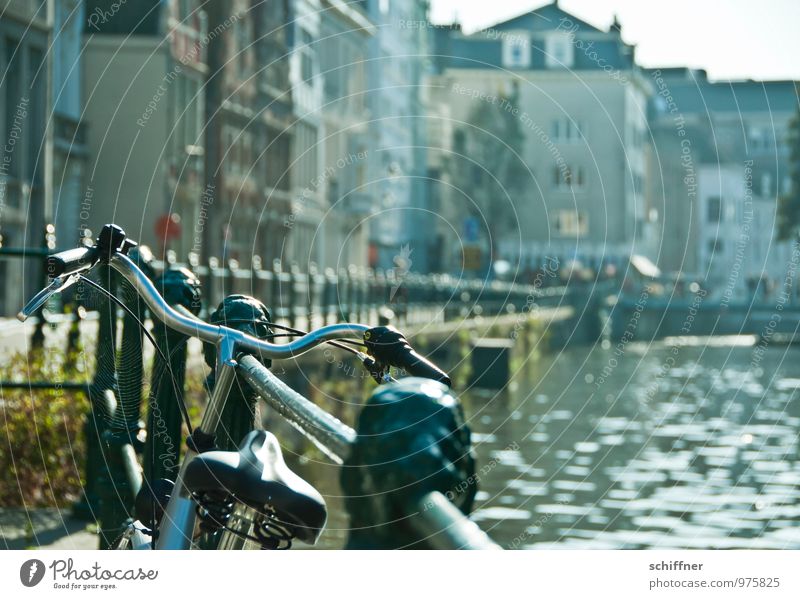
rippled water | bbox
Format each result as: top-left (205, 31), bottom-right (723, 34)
top-left (466, 336), bottom-right (800, 549)
top-left (300, 336), bottom-right (800, 549)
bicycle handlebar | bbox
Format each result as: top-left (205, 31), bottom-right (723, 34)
top-left (46, 246), bottom-right (99, 278)
top-left (23, 224), bottom-right (449, 375)
top-left (109, 252), bottom-right (369, 358)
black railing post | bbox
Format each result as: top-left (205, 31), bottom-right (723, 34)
top-left (307, 262), bottom-right (318, 329)
top-left (96, 246), bottom-right (153, 548)
top-left (114, 246), bottom-right (153, 439)
top-left (29, 224), bottom-right (57, 350)
top-left (207, 256), bottom-right (223, 310)
top-left (144, 267), bottom-right (202, 482)
top-left (289, 262), bottom-right (302, 329)
top-left (227, 258), bottom-right (239, 296)
top-left (198, 294), bottom-right (272, 550)
top-left (87, 263), bottom-right (120, 547)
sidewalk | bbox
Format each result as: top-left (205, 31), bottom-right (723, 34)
top-left (0, 508), bottom-right (97, 550)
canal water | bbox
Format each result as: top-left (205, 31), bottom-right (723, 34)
top-left (300, 336), bottom-right (800, 549)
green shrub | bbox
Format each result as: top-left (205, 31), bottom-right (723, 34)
top-left (0, 349), bottom-right (90, 508)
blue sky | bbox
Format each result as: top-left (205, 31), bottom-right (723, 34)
top-left (429, 0), bottom-right (800, 81)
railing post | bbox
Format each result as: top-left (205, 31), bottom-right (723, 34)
top-left (203, 295), bottom-right (273, 450)
top-left (97, 246), bottom-right (153, 547)
top-left (251, 255), bottom-right (271, 309)
top-left (289, 262), bottom-right (302, 329)
top-left (85, 263), bottom-right (120, 546)
top-left (64, 299), bottom-right (85, 371)
top-left (272, 258), bottom-right (290, 325)
top-left (337, 266), bottom-right (349, 323)
top-left (321, 267), bottom-right (335, 325)
top-left (347, 265), bottom-right (359, 322)
top-left (207, 256), bottom-right (223, 310)
top-left (198, 294), bottom-right (273, 549)
top-left (114, 246), bottom-right (153, 439)
top-left (307, 262), bottom-right (318, 329)
top-left (359, 267), bottom-right (369, 323)
top-left (143, 267), bottom-right (202, 482)
top-left (29, 224), bottom-right (57, 350)
top-left (227, 258), bottom-right (240, 296)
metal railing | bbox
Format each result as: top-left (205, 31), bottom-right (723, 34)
top-left (1, 225), bottom-right (577, 549)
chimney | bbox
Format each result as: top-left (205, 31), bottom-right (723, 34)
top-left (611, 14), bottom-right (622, 34)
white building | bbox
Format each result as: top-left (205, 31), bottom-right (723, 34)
top-left (428, 2), bottom-right (654, 275)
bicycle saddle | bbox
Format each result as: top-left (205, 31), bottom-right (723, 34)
top-left (183, 430), bottom-right (327, 544)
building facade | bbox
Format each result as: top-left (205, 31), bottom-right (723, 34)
top-left (647, 67), bottom-right (798, 298)
top-left (0, 0), bottom-right (52, 314)
top-left (281, 0), bottom-right (374, 270)
top-left (428, 2), bottom-right (654, 275)
top-left (204, 0), bottom-right (294, 266)
top-left (82, 0), bottom-right (207, 258)
top-left (52, 0), bottom-right (88, 248)
top-left (362, 0), bottom-right (430, 272)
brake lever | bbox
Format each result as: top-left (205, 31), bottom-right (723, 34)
top-left (358, 352), bottom-right (396, 384)
top-left (17, 273), bottom-right (81, 322)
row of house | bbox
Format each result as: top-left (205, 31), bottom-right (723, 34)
top-left (80, 0), bottom-right (430, 271)
top-left (427, 1), bottom-right (799, 298)
top-left (1, 0), bottom-right (798, 315)
top-left (0, 0), bottom-right (429, 314)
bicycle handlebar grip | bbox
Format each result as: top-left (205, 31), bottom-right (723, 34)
top-left (46, 246), bottom-right (98, 278)
top-left (393, 346), bottom-right (452, 387)
top-left (364, 326), bottom-right (452, 387)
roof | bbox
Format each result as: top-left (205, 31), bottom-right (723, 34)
top-left (477, 1), bottom-right (603, 35)
top-left (432, 2), bottom-right (634, 73)
top-left (651, 71), bottom-right (799, 114)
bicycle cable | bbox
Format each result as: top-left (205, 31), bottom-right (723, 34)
top-left (264, 321), bottom-right (367, 354)
top-left (78, 275), bottom-right (194, 433)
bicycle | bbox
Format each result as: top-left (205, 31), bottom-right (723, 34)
top-left (18, 224), bottom-right (451, 550)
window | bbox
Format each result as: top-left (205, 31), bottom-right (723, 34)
top-left (4, 37), bottom-right (22, 180)
top-left (235, 20), bottom-right (251, 78)
top-left (707, 196), bottom-right (721, 223)
top-left (550, 117), bottom-right (584, 142)
top-left (265, 129), bottom-right (290, 191)
top-left (553, 210), bottom-right (588, 236)
top-left (545, 32), bottom-right (574, 68)
top-left (293, 122), bottom-right (318, 190)
top-left (453, 130), bottom-right (466, 154)
top-left (299, 28), bottom-right (315, 83)
top-left (471, 165), bottom-right (485, 185)
top-left (328, 178), bottom-right (339, 205)
top-left (502, 33), bottom-right (530, 69)
top-left (749, 127), bottom-right (771, 152)
top-left (27, 46), bottom-right (45, 183)
top-left (553, 165), bottom-right (584, 189)
top-left (761, 173), bottom-right (772, 196)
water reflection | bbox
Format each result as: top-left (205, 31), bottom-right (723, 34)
top-left (467, 336), bottom-right (800, 549)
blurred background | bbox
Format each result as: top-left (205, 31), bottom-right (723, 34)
top-left (1, 0), bottom-right (800, 549)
